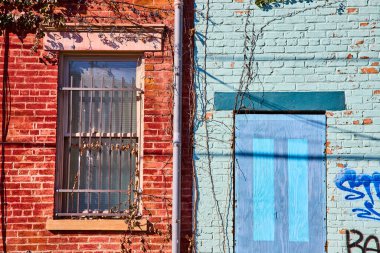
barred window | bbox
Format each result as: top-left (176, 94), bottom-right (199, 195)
top-left (55, 56), bottom-right (143, 218)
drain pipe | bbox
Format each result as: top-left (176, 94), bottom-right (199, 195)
top-left (172, 0), bottom-right (183, 252)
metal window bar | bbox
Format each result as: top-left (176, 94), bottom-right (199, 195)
top-left (129, 86), bottom-right (134, 207)
top-left (56, 213), bottom-right (131, 217)
top-left (77, 78), bottom-right (83, 214)
top-left (60, 87), bottom-right (143, 92)
top-left (119, 77), bottom-right (124, 211)
top-left (58, 189), bottom-right (130, 193)
top-left (64, 133), bottom-right (138, 138)
top-left (98, 76), bottom-right (104, 212)
top-left (87, 75), bottom-right (94, 213)
top-left (108, 77), bottom-right (114, 213)
top-left (58, 75), bottom-right (140, 218)
top-left (66, 76), bottom-right (73, 213)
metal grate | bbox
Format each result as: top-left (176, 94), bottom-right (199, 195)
top-left (56, 60), bottom-right (142, 218)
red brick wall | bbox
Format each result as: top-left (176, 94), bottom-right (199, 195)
top-left (0, 1), bottom-right (193, 252)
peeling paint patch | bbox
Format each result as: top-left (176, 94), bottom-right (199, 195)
top-left (344, 110), bottom-right (353, 116)
top-left (355, 40), bottom-right (365, 45)
top-left (361, 67), bottom-right (379, 74)
top-left (234, 10), bottom-right (249, 15)
top-left (205, 111), bottom-right (213, 120)
top-left (347, 7), bottom-right (358, 14)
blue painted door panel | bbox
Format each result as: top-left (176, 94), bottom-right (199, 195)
top-left (235, 114), bottom-right (326, 253)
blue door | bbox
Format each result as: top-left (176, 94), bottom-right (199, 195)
top-left (235, 114), bottom-right (326, 253)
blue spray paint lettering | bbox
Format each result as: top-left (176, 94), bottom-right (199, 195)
top-left (335, 169), bottom-right (380, 221)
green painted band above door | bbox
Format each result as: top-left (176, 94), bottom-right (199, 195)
top-left (214, 91), bottom-right (345, 111)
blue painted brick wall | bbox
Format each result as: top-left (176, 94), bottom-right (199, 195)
top-left (193, 0), bottom-right (380, 252)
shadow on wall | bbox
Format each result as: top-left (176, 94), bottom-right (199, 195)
top-left (256, 0), bottom-right (315, 11)
top-left (44, 29), bottom-right (162, 51)
top-left (256, 0), bottom-right (346, 14)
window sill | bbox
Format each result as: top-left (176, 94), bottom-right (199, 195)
top-left (46, 219), bottom-right (148, 231)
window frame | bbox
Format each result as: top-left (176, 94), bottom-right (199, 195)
top-left (55, 53), bottom-right (144, 219)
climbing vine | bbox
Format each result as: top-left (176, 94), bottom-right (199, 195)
top-left (0, 0), bottom-right (78, 51)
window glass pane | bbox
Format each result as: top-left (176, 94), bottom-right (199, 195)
top-left (69, 61), bottom-right (137, 88)
top-left (68, 61), bottom-right (137, 134)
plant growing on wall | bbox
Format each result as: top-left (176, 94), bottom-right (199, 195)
top-left (0, 0), bottom-right (78, 50)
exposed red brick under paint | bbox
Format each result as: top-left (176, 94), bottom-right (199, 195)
top-left (361, 67), bottom-right (379, 74)
top-left (347, 7), bottom-right (358, 14)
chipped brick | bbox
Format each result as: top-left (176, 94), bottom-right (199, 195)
top-left (344, 110), bottom-right (353, 115)
top-left (347, 7), bottom-right (358, 14)
top-left (145, 64), bottom-right (154, 71)
top-left (361, 67), bottom-right (379, 74)
top-left (355, 40), bottom-right (365, 45)
top-left (234, 10), bottom-right (249, 15)
top-left (337, 163), bottom-right (345, 168)
top-left (363, 118), bottom-right (373, 125)
top-left (205, 111), bottom-right (213, 120)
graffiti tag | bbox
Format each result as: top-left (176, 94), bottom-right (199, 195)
top-left (335, 169), bottom-right (380, 221)
top-left (346, 229), bottom-right (380, 253)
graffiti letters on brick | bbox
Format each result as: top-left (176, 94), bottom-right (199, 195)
top-left (345, 229), bottom-right (380, 253)
top-left (335, 169), bottom-right (380, 221)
